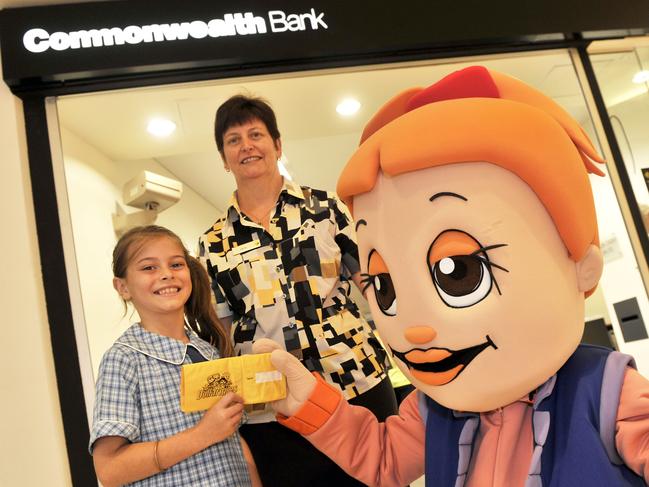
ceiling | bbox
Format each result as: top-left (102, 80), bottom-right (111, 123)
top-left (53, 47), bottom-right (649, 212)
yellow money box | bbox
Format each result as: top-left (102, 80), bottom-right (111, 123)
top-left (180, 353), bottom-right (286, 413)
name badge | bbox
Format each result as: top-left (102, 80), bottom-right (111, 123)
top-left (230, 239), bottom-right (261, 256)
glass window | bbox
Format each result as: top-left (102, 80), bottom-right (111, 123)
top-left (51, 48), bottom-right (649, 408)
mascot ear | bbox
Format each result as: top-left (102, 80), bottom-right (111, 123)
top-left (576, 244), bottom-right (604, 293)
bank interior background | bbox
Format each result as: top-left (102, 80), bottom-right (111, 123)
top-left (49, 46), bottom-right (649, 403)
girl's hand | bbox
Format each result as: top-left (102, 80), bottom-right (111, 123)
top-left (93, 393), bottom-right (245, 487)
top-left (195, 392), bottom-right (245, 445)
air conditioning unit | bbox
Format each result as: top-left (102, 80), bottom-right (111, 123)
top-left (113, 171), bottom-right (184, 235)
top-left (123, 170), bottom-right (183, 211)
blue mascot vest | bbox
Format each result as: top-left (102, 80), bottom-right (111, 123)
top-left (423, 345), bottom-right (645, 486)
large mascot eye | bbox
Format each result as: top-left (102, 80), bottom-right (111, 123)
top-left (427, 230), bottom-right (507, 308)
top-left (362, 250), bottom-right (398, 317)
top-left (373, 273), bottom-right (397, 316)
top-left (432, 255), bottom-right (492, 308)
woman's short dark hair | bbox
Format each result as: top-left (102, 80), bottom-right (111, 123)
top-left (214, 94), bottom-right (281, 153)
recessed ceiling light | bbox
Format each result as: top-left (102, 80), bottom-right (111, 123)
top-left (336, 98), bottom-right (361, 117)
top-left (632, 70), bottom-right (649, 84)
top-left (147, 118), bottom-right (176, 137)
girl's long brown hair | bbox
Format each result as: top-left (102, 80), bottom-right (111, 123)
top-left (113, 225), bottom-right (234, 358)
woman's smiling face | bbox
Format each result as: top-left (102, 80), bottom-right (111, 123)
top-left (354, 162), bottom-right (590, 412)
top-left (221, 117), bottom-right (282, 184)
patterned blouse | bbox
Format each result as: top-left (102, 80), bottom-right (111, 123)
top-left (199, 178), bottom-right (387, 409)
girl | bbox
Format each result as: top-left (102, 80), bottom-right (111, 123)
top-left (89, 225), bottom-right (261, 487)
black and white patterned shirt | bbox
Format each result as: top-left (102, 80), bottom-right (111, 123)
top-left (199, 179), bottom-right (387, 410)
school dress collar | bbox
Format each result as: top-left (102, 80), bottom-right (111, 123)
top-left (115, 323), bottom-right (216, 365)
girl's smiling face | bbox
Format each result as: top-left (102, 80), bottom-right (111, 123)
top-left (113, 236), bottom-right (192, 327)
top-left (355, 162), bottom-right (600, 412)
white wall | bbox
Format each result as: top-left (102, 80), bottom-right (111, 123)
top-left (0, 56), bottom-right (72, 485)
top-left (593, 95), bottom-right (649, 374)
top-left (283, 132), bottom-right (360, 192)
top-left (59, 127), bottom-right (221, 382)
top-left (608, 94), bottom-right (649, 210)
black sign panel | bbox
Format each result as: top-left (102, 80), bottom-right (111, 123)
top-left (1, 0), bottom-right (649, 87)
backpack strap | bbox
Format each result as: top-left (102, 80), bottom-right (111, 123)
top-left (599, 351), bottom-right (636, 465)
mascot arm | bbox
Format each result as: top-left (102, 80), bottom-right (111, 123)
top-left (278, 377), bottom-right (425, 487)
top-left (297, 385), bottom-right (425, 487)
top-left (615, 367), bottom-right (649, 482)
top-left (256, 338), bottom-right (425, 486)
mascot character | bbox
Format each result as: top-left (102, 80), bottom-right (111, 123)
top-left (254, 66), bottom-right (649, 487)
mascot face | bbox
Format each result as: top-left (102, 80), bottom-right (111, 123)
top-left (355, 162), bottom-right (590, 412)
top-left (341, 66), bottom-right (604, 412)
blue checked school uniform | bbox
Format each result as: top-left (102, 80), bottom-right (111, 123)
top-left (89, 324), bottom-right (251, 487)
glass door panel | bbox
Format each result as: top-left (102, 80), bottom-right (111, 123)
top-left (49, 49), bottom-right (649, 419)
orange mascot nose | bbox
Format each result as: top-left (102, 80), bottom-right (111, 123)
top-left (404, 326), bottom-right (437, 344)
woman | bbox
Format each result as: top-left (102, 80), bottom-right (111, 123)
top-left (199, 94), bottom-right (397, 487)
